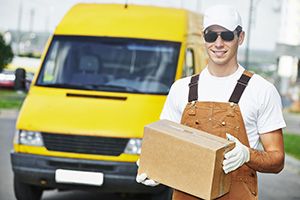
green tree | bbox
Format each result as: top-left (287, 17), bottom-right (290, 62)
top-left (0, 33), bottom-right (14, 72)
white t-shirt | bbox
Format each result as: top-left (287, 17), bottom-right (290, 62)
top-left (160, 65), bottom-right (286, 149)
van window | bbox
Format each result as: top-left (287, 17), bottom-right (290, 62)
top-left (36, 36), bottom-right (180, 94)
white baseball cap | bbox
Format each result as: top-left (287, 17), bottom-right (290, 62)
top-left (203, 5), bottom-right (242, 31)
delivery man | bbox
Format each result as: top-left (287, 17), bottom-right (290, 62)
top-left (136, 4), bottom-right (286, 200)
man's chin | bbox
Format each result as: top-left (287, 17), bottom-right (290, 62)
top-left (210, 57), bottom-right (227, 65)
top-left (211, 56), bottom-right (226, 63)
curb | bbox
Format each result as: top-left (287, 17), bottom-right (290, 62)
top-left (0, 109), bottom-right (19, 119)
top-left (283, 111), bottom-right (300, 135)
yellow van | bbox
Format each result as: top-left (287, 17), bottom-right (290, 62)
top-left (11, 3), bottom-right (207, 200)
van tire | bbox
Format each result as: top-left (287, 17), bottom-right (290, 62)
top-left (14, 176), bottom-right (43, 200)
top-left (151, 188), bottom-right (173, 200)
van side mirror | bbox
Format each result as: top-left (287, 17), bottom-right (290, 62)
top-left (15, 68), bottom-right (26, 91)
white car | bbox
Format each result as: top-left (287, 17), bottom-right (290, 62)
top-left (0, 69), bottom-right (15, 88)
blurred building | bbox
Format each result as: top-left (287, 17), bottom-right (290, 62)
top-left (2, 30), bottom-right (50, 57)
top-left (276, 0), bottom-right (300, 110)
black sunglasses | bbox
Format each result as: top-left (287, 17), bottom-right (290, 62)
top-left (204, 31), bottom-right (236, 43)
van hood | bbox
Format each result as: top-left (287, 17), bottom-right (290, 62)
top-left (17, 87), bottom-right (166, 138)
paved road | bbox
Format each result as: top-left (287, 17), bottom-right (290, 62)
top-left (1, 111), bottom-right (300, 200)
top-left (0, 117), bottom-right (15, 199)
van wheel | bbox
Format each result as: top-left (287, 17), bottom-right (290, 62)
top-left (151, 188), bottom-right (173, 200)
top-left (14, 176), bottom-right (43, 200)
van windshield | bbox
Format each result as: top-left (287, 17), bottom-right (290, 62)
top-left (36, 36), bottom-right (180, 94)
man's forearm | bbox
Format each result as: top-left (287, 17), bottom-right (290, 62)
top-left (246, 148), bottom-right (285, 173)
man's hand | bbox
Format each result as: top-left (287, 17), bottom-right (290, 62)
top-left (222, 133), bottom-right (250, 174)
top-left (135, 159), bottom-right (159, 187)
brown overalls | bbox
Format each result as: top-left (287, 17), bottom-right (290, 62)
top-left (172, 70), bottom-right (258, 200)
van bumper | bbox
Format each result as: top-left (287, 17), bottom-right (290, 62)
top-left (11, 152), bottom-right (167, 194)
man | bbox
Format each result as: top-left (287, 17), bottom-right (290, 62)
top-left (136, 5), bottom-right (286, 200)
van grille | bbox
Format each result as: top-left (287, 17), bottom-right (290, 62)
top-left (42, 132), bottom-right (129, 156)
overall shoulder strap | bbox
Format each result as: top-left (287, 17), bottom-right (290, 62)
top-left (188, 74), bottom-right (200, 102)
top-left (229, 70), bottom-right (253, 104)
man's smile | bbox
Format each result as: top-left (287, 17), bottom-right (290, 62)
top-left (211, 49), bottom-right (228, 57)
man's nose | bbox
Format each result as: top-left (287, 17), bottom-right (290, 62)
top-left (214, 35), bottom-right (224, 47)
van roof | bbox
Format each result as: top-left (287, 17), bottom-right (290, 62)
top-left (55, 3), bottom-right (202, 42)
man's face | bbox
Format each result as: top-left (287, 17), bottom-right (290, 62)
top-left (204, 25), bottom-right (244, 66)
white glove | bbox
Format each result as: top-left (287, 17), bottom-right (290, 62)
top-left (136, 173), bottom-right (160, 186)
top-left (135, 159), bottom-right (159, 187)
top-left (222, 133), bottom-right (250, 174)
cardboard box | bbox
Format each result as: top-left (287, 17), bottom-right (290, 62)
top-left (138, 120), bottom-right (235, 200)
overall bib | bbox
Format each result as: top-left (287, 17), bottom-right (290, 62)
top-left (172, 70), bottom-right (258, 200)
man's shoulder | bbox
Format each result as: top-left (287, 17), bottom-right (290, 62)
top-left (249, 73), bottom-right (274, 89)
top-left (171, 76), bottom-right (192, 90)
top-left (247, 73), bottom-right (279, 99)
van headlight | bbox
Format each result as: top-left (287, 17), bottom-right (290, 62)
top-left (124, 138), bottom-right (142, 154)
top-left (14, 130), bottom-right (44, 146)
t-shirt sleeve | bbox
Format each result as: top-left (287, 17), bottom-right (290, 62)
top-left (160, 82), bottom-right (182, 123)
top-left (257, 84), bottom-right (286, 134)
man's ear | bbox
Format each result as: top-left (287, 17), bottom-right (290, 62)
top-left (238, 31), bottom-right (245, 45)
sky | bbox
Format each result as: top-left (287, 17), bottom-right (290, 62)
top-left (0, 0), bottom-right (283, 51)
